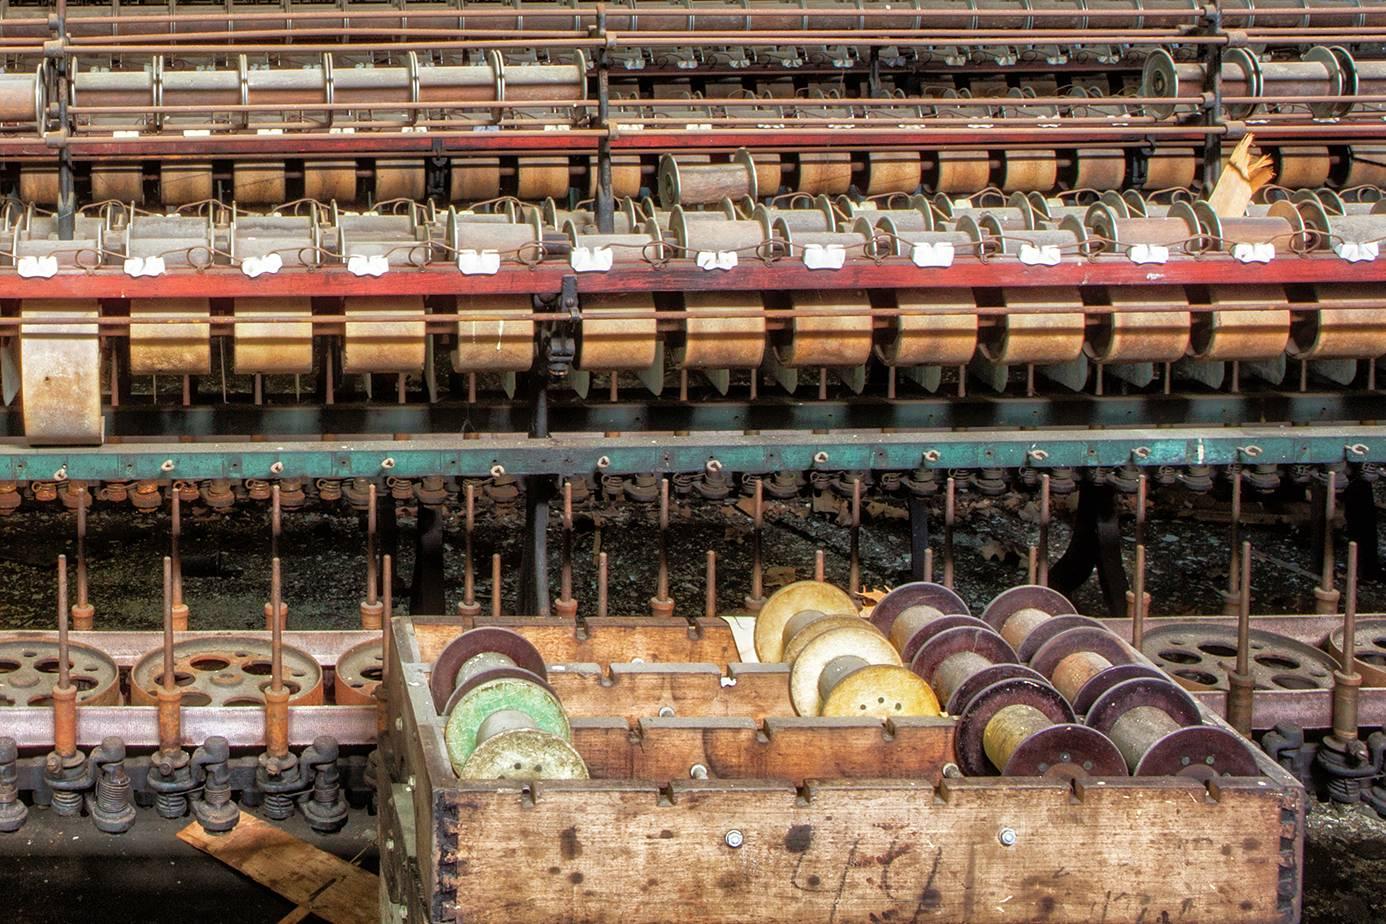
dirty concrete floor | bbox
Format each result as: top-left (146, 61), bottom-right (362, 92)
top-left (0, 478), bottom-right (1383, 921)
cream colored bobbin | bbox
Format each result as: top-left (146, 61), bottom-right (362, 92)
top-left (1345, 145), bottom-right (1386, 188)
top-left (783, 614), bottom-right (870, 666)
top-left (303, 161), bottom-right (357, 202)
top-left (375, 159), bottom-right (426, 201)
top-left (797, 151), bottom-right (852, 195)
top-left (457, 727), bottom-right (590, 781)
top-left (129, 298), bottom-right (212, 375)
top-left (233, 162), bottom-right (287, 205)
top-left (1276, 146), bottom-right (1331, 189)
top-left (452, 158), bottom-right (503, 202)
top-left (865, 152), bottom-right (923, 196)
top-left (820, 664), bottom-right (941, 718)
top-left (980, 289), bottom-right (1087, 364)
top-left (933, 150), bottom-right (991, 194)
top-left (775, 289), bottom-right (875, 368)
top-left (880, 288), bottom-right (978, 366)
top-left (752, 153), bottom-right (783, 198)
top-left (753, 580), bottom-right (858, 663)
top-left (577, 293), bottom-right (658, 371)
top-left (20, 300), bottom-right (103, 445)
top-left (160, 162), bottom-right (214, 205)
top-left (91, 164), bottom-right (144, 203)
top-left (587, 154), bottom-right (643, 199)
top-left (1189, 286), bottom-right (1290, 361)
top-left (1143, 148), bottom-right (1196, 190)
top-left (1072, 149), bottom-right (1126, 191)
top-left (233, 297), bottom-right (314, 374)
top-left (516, 157), bottom-right (571, 200)
top-left (452, 295), bottom-right (535, 372)
top-left (789, 624), bottom-right (901, 716)
top-left (1087, 286), bottom-right (1191, 363)
top-left (342, 295), bottom-right (427, 373)
top-left (682, 291), bottom-right (766, 369)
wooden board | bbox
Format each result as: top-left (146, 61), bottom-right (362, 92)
top-left (178, 813), bottom-right (378, 924)
top-left (548, 662), bottom-right (794, 719)
top-left (436, 776), bottom-right (1299, 923)
top-left (412, 617), bottom-right (740, 666)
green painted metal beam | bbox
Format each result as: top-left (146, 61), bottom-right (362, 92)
top-left (5, 425), bottom-right (1383, 480)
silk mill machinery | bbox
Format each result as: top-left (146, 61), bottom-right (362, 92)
top-left (0, 1), bottom-right (1385, 922)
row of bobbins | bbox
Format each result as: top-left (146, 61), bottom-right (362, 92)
top-left (752, 581), bottom-right (940, 718)
top-left (869, 582), bottom-right (1125, 779)
top-left (982, 585), bottom-right (1261, 778)
top-left (429, 627), bottom-right (588, 780)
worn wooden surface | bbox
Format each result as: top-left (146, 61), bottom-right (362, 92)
top-left (438, 776), bottom-right (1295, 923)
top-left (572, 715), bottom-right (955, 783)
top-left (548, 662), bottom-right (794, 718)
top-left (177, 813), bottom-right (378, 924)
top-left (413, 617), bottom-right (740, 666)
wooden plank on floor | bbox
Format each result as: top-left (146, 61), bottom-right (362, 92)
top-left (178, 813), bottom-right (376, 924)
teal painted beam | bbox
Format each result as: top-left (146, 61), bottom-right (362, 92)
top-left (3, 426), bottom-right (1383, 480)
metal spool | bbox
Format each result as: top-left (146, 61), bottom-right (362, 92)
top-left (430, 626), bottom-right (548, 713)
top-left (442, 666), bottom-right (585, 780)
top-left (1084, 201), bottom-right (1195, 256)
top-left (232, 162), bottom-right (287, 205)
top-left (0, 637), bottom-right (121, 707)
top-left (752, 201), bottom-right (835, 234)
top-left (129, 298), bottom-right (213, 375)
top-left (659, 150), bottom-right (757, 208)
top-left (451, 158), bottom-right (503, 202)
top-left (955, 677), bottom-right (1127, 779)
top-left (1193, 200), bottom-right (1309, 255)
top-left (868, 581), bottom-right (970, 637)
top-left (1255, 46), bottom-right (1346, 119)
top-left (1085, 285), bottom-right (1192, 364)
top-left (304, 161), bottom-right (358, 202)
top-left (1189, 285), bottom-right (1291, 362)
top-left (909, 625), bottom-right (1019, 715)
top-left (342, 295), bottom-right (427, 374)
top-left (975, 288), bottom-right (1086, 366)
top-left (21, 300), bottom-right (103, 446)
top-left (753, 580), bottom-right (857, 663)
top-left (129, 637), bottom-right (325, 707)
top-left (233, 297), bottom-right (314, 374)
top-left (1326, 618), bottom-right (1386, 687)
top-left (1029, 625), bottom-right (1143, 710)
top-left (1142, 623), bottom-right (1337, 692)
top-left (787, 621), bottom-right (927, 717)
top-left (1085, 676), bottom-right (1259, 777)
top-left (979, 585), bottom-right (1092, 661)
top-left (864, 151), bottom-right (922, 196)
top-left (1142, 49), bottom-right (1257, 120)
top-left (796, 151), bottom-right (853, 195)
top-left (876, 285), bottom-right (978, 368)
top-left (160, 162), bottom-right (214, 205)
top-left (1288, 284), bottom-right (1386, 361)
top-left (452, 294), bottom-right (536, 373)
top-left (332, 639), bottom-right (384, 706)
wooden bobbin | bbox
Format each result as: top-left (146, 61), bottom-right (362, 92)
top-left (516, 156), bottom-right (571, 200)
top-left (910, 625), bottom-right (1019, 715)
top-left (20, 300), bottom-right (103, 445)
top-left (342, 295), bottom-right (427, 373)
top-left (878, 288), bottom-right (979, 368)
top-left (159, 162), bottom-right (214, 206)
top-left (1029, 625), bottom-right (1142, 712)
top-left (452, 295), bottom-right (535, 372)
top-left (233, 162), bottom-right (287, 205)
top-left (955, 676), bottom-right (1128, 778)
top-left (977, 289), bottom-right (1087, 366)
top-left (303, 161), bottom-right (357, 202)
top-left (1143, 147), bottom-right (1197, 190)
top-left (1000, 150), bottom-right (1058, 193)
top-left (753, 580), bottom-right (857, 662)
top-left (1071, 149), bottom-right (1127, 191)
top-left (751, 153), bottom-right (783, 198)
top-left (1189, 285), bottom-right (1291, 361)
top-left (1085, 676), bottom-right (1259, 777)
top-left (1289, 284), bottom-right (1386, 361)
top-left (91, 164), bottom-right (144, 203)
top-left (864, 151), bottom-right (923, 195)
top-left (375, 159), bottom-right (426, 201)
top-left (681, 291), bottom-right (767, 375)
top-left (430, 626), bottom-right (548, 712)
top-left (979, 585), bottom-right (1091, 660)
top-left (930, 150), bottom-right (991, 194)
top-left (1275, 146), bottom-right (1333, 189)
top-left (658, 150), bottom-right (757, 207)
top-left (587, 154), bottom-right (643, 199)
top-left (796, 151), bottom-right (853, 195)
top-left (868, 582), bottom-right (972, 662)
top-left (451, 158), bottom-right (503, 202)
top-left (1343, 145), bottom-right (1386, 188)
top-left (129, 298), bottom-right (212, 375)
top-left (18, 165), bottom-right (59, 204)
top-left (772, 287), bottom-right (874, 368)
top-left (577, 292), bottom-right (659, 372)
top-left (233, 297), bottom-right (314, 374)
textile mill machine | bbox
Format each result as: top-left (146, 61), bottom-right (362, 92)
top-left (0, 0), bottom-right (1385, 921)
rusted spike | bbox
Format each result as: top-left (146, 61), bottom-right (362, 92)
top-left (72, 485), bottom-right (93, 630)
top-left (556, 480), bottom-right (576, 618)
top-left (162, 556), bottom-right (175, 693)
top-left (744, 478), bottom-right (766, 614)
top-left (1316, 471), bottom-right (1340, 615)
top-left (459, 482), bottom-right (480, 617)
top-left (1037, 474), bottom-right (1050, 586)
top-left (848, 477), bottom-right (861, 594)
top-left (597, 551), bottom-right (609, 619)
top-left (650, 478), bottom-right (674, 617)
top-left (814, 549), bottom-right (826, 583)
top-left (1226, 540), bottom-right (1255, 738)
top-left (943, 476), bottom-right (956, 590)
top-left (491, 553), bottom-right (502, 619)
top-left (1132, 544), bottom-right (1147, 650)
top-left (923, 547), bottom-right (934, 584)
top-left (54, 554), bottom-right (76, 758)
top-left (270, 557), bottom-right (283, 693)
top-left (1027, 545), bottom-right (1038, 585)
top-left (705, 550), bottom-right (717, 620)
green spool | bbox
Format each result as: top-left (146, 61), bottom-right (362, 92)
top-left (444, 675), bottom-right (571, 774)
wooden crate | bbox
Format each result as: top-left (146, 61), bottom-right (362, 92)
top-left (380, 616), bottom-right (1306, 924)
